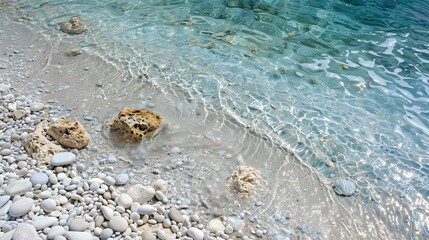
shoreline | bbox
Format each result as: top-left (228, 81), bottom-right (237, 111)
top-left (0, 3), bottom-right (399, 240)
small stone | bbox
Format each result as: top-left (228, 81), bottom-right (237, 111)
top-left (227, 217), bottom-right (245, 231)
top-left (33, 216), bottom-right (58, 230)
top-left (64, 231), bottom-right (93, 240)
top-left (13, 110), bottom-right (28, 120)
top-left (152, 179), bottom-right (168, 194)
top-left (9, 197), bottom-right (33, 217)
top-left (5, 179), bottom-right (32, 196)
top-left (12, 223), bottom-right (40, 240)
top-left (109, 216), bottom-right (128, 232)
top-left (207, 218), bottom-right (225, 233)
top-left (255, 229), bottom-right (263, 237)
top-left (163, 218), bottom-right (171, 228)
top-left (115, 173), bottom-right (129, 185)
top-left (100, 206), bottom-right (114, 220)
top-left (168, 207), bottom-right (184, 223)
top-left (224, 225), bottom-right (233, 234)
top-left (227, 165), bottom-right (261, 195)
top-left (141, 231), bottom-right (156, 240)
top-left (0, 83), bottom-right (10, 92)
top-left (104, 176), bottom-right (115, 185)
top-left (41, 199), bottom-right (57, 212)
top-left (117, 193), bottom-right (133, 208)
top-left (47, 225), bottom-right (66, 239)
top-left (154, 191), bottom-right (165, 201)
top-left (156, 230), bottom-right (167, 240)
top-left (30, 172), bottom-right (49, 185)
top-left (29, 102), bottom-right (44, 112)
top-left (168, 147), bottom-right (182, 155)
top-left (51, 152), bottom-right (76, 166)
top-left (127, 184), bottom-right (155, 204)
top-left (69, 218), bottom-right (89, 231)
top-left (130, 212), bottom-right (140, 222)
top-left (0, 149), bottom-right (12, 156)
top-left (334, 179), bottom-right (356, 196)
top-left (106, 154), bottom-right (118, 163)
top-left (137, 205), bottom-right (155, 215)
top-left (60, 17), bottom-right (87, 35)
top-left (187, 227), bottom-right (204, 240)
top-left (101, 228), bottom-right (113, 239)
top-left (65, 49), bottom-right (83, 57)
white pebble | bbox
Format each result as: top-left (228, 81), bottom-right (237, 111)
top-left (117, 193), bottom-right (133, 209)
top-left (115, 173), bottom-right (129, 185)
top-left (33, 216), bottom-right (58, 230)
top-left (109, 216), bottom-right (128, 232)
top-left (5, 179), bottom-right (32, 196)
top-left (64, 231), bottom-right (93, 240)
top-left (30, 172), bottom-right (49, 186)
top-left (9, 197), bottom-right (33, 217)
top-left (12, 223), bottom-right (39, 239)
top-left (187, 227), bottom-right (204, 240)
top-left (101, 206), bottom-right (114, 220)
top-left (137, 205), bottom-right (155, 215)
top-left (127, 184), bottom-right (155, 204)
top-left (47, 225), bottom-right (65, 239)
top-left (51, 152), bottom-right (76, 166)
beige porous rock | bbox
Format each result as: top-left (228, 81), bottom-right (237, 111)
top-left (107, 107), bottom-right (163, 142)
top-left (60, 17), bottom-right (87, 34)
top-left (23, 120), bottom-right (65, 167)
top-left (227, 165), bottom-right (261, 195)
top-left (47, 119), bottom-right (90, 149)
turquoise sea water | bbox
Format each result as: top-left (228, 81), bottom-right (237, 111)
top-left (3, 0), bottom-right (429, 239)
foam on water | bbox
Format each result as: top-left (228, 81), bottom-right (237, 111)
top-left (2, 0), bottom-right (429, 238)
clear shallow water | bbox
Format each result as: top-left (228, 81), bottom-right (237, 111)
top-left (3, 0), bottom-right (429, 239)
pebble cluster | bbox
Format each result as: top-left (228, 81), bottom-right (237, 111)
top-left (0, 84), bottom-right (280, 239)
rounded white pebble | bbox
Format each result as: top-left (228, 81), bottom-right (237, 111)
top-left (51, 152), bottom-right (76, 166)
top-left (41, 199), bottom-right (57, 212)
top-left (101, 206), bottom-right (114, 220)
top-left (109, 216), bottom-right (128, 232)
top-left (101, 228), bottom-right (114, 239)
top-left (29, 102), bottom-right (44, 112)
top-left (30, 172), bottom-right (49, 186)
top-left (64, 231), bottom-right (93, 240)
top-left (33, 216), bottom-right (58, 230)
top-left (117, 193), bottom-right (133, 208)
top-left (47, 225), bottom-right (66, 239)
top-left (5, 179), bottom-right (32, 196)
top-left (127, 184), bottom-right (155, 204)
top-left (115, 174), bottom-right (129, 185)
top-left (69, 218), bottom-right (89, 231)
top-left (12, 223), bottom-right (39, 239)
top-left (187, 227), bottom-right (204, 240)
top-left (137, 205), bottom-right (155, 215)
top-left (9, 197), bottom-right (33, 217)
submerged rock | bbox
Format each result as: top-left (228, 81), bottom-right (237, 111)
top-left (106, 107), bottom-right (163, 142)
top-left (334, 179), bottom-right (356, 196)
top-left (60, 17), bottom-right (87, 34)
top-left (227, 165), bottom-right (261, 195)
top-left (23, 120), bottom-right (65, 167)
top-left (65, 49), bottom-right (83, 57)
top-left (47, 119), bottom-right (91, 149)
